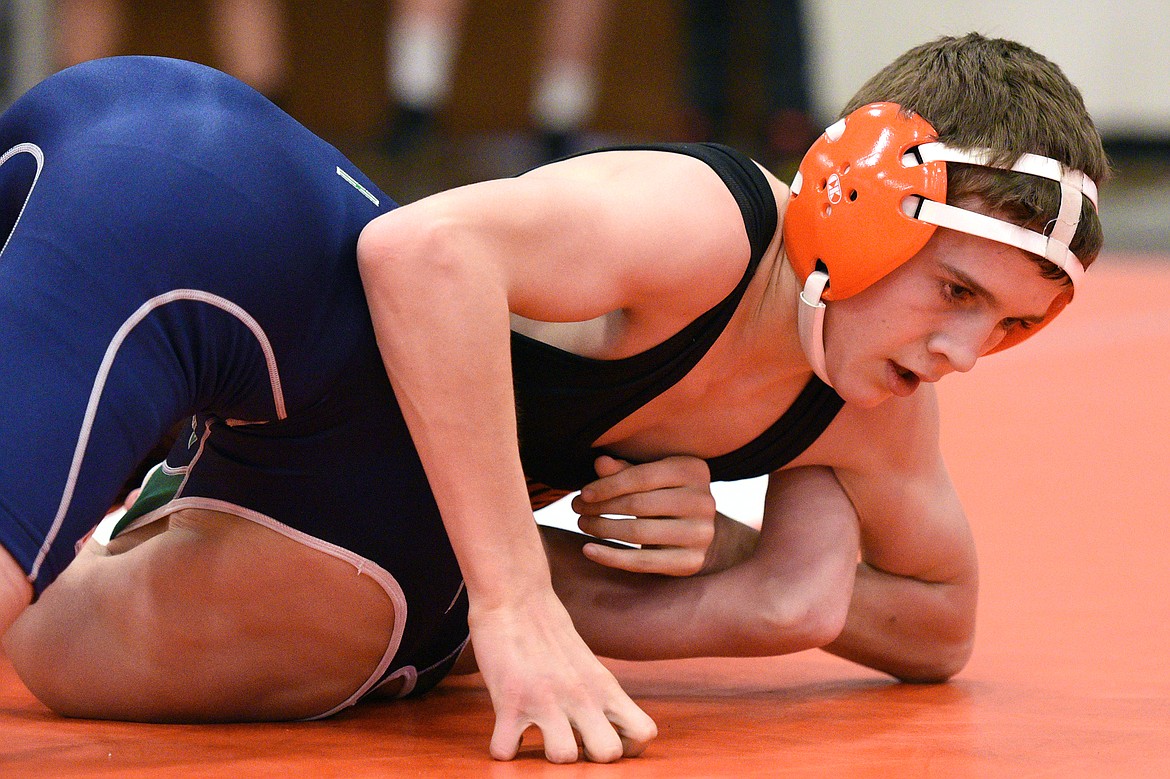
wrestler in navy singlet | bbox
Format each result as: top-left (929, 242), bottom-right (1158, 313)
top-left (0, 56), bottom-right (468, 708)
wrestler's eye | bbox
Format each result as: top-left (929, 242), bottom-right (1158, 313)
top-left (1001, 317), bottom-right (1035, 331)
top-left (942, 282), bottom-right (974, 303)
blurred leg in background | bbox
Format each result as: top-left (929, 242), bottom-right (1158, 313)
top-left (382, 0), bottom-right (467, 155)
top-left (55, 0), bottom-right (288, 101)
top-left (55, 0), bottom-right (121, 68)
top-left (207, 0), bottom-right (288, 102)
top-left (528, 0), bottom-right (610, 160)
top-left (680, 0), bottom-right (815, 173)
top-left (680, 0), bottom-right (732, 145)
top-left (761, 0), bottom-right (815, 169)
top-left (383, 0), bottom-right (610, 162)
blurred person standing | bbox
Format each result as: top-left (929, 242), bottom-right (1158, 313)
top-left (384, 0), bottom-right (611, 162)
top-left (55, 0), bottom-right (288, 101)
top-left (680, 0), bottom-right (817, 172)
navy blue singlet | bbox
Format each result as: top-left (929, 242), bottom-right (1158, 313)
top-left (0, 57), bottom-right (467, 706)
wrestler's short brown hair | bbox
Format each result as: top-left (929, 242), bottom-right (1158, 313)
top-left (842, 33), bottom-right (1110, 273)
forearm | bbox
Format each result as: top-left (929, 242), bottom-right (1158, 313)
top-left (546, 528), bottom-right (766, 659)
top-left (547, 467), bottom-right (860, 660)
top-left (822, 561), bottom-right (977, 682)
top-left (350, 158), bottom-right (730, 761)
top-left (358, 216), bottom-right (549, 606)
top-left (0, 546), bottom-right (32, 637)
top-left (548, 531), bottom-right (850, 660)
top-left (698, 513), bottom-right (761, 575)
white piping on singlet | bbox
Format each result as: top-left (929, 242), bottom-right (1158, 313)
top-left (370, 579), bottom-right (469, 699)
top-left (0, 143), bottom-right (45, 261)
top-left (444, 580), bottom-right (465, 614)
top-left (365, 580), bottom-right (472, 698)
top-left (374, 633), bottom-right (472, 700)
top-left (29, 290), bottom-right (288, 583)
top-left (89, 418), bottom-right (413, 719)
top-left (174, 417), bottom-right (212, 506)
top-left (157, 495), bottom-right (409, 720)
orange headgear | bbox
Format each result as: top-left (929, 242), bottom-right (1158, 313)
top-left (783, 102), bottom-right (1098, 386)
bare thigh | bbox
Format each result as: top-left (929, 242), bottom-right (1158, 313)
top-left (3, 508), bottom-right (397, 722)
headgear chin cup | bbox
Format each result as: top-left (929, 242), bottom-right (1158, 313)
top-left (784, 102), bottom-right (1099, 387)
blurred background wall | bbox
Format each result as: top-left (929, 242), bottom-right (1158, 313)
top-left (4, 0), bottom-right (1166, 143)
top-left (1, 0), bottom-right (1165, 249)
top-left (805, 1), bottom-right (1170, 143)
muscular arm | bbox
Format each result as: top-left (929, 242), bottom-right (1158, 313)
top-left (821, 393), bottom-right (979, 682)
top-left (546, 466), bottom-right (860, 660)
top-left (826, 452), bottom-right (978, 682)
top-left (545, 402), bottom-right (976, 682)
top-left (355, 151), bottom-right (753, 761)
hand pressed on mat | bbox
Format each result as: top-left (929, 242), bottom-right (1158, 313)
top-left (469, 586), bottom-right (656, 763)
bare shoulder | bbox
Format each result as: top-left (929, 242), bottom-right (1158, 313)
top-left (361, 148), bottom-right (767, 327)
top-left (521, 149), bottom-right (780, 305)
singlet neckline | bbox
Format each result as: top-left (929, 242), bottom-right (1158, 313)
top-left (510, 142), bottom-right (843, 487)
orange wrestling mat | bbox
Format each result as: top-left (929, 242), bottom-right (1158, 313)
top-left (2, 255), bottom-right (1168, 777)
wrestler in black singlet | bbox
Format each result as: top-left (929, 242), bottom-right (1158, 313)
top-left (513, 143), bottom-right (844, 507)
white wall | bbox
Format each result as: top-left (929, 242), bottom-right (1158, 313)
top-left (803, 0), bottom-right (1170, 137)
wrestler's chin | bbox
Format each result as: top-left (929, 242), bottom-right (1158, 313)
top-left (849, 389), bottom-right (895, 409)
top-left (828, 378), bottom-right (891, 409)
top-left (829, 364), bottom-right (914, 409)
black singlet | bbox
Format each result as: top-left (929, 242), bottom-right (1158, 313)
top-left (511, 143), bottom-right (845, 495)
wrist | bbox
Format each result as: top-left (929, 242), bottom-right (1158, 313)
top-left (466, 591), bottom-right (562, 653)
top-left (466, 565), bottom-right (556, 616)
top-left (698, 513), bottom-right (760, 575)
top-left (444, 504), bottom-right (555, 610)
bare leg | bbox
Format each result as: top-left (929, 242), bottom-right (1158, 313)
top-left (55, 0), bottom-right (124, 66)
top-left (0, 547), bottom-right (32, 637)
top-left (4, 508), bottom-right (395, 722)
top-left (208, 0), bottom-right (288, 97)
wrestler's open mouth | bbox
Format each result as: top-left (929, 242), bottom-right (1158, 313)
top-left (889, 362), bottom-right (922, 397)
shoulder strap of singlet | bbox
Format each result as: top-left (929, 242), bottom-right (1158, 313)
top-left (705, 373), bottom-right (844, 480)
top-left (516, 142), bottom-right (778, 380)
top-left (512, 143), bottom-right (779, 445)
top-left (556, 144), bottom-right (845, 478)
top-left (549, 141), bottom-right (777, 261)
top-left (514, 143), bottom-right (843, 487)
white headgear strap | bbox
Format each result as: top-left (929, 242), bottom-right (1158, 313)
top-left (796, 143), bottom-right (1098, 388)
top-left (797, 269), bottom-right (830, 384)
